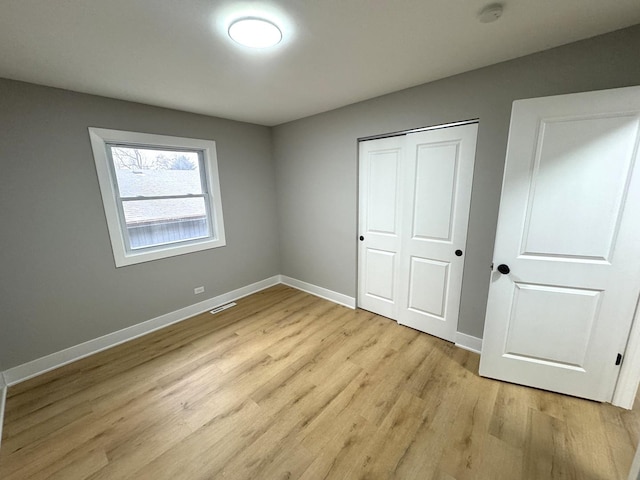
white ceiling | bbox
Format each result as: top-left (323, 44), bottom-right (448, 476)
top-left (1, 1), bottom-right (639, 126)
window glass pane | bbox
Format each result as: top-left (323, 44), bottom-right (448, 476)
top-left (122, 198), bottom-right (211, 250)
top-left (109, 146), bottom-right (203, 197)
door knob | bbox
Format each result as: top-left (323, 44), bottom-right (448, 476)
top-left (455, 250), bottom-right (463, 256)
top-left (497, 264), bottom-right (510, 274)
top-left (359, 236), bottom-right (364, 241)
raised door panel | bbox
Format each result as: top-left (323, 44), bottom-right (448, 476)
top-left (503, 283), bottom-right (601, 369)
top-left (366, 150), bottom-right (401, 236)
top-left (412, 142), bottom-right (459, 242)
top-left (362, 249), bottom-right (396, 303)
top-left (407, 257), bottom-right (449, 320)
top-left (521, 115), bottom-right (638, 262)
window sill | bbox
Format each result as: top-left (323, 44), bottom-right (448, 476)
top-left (113, 237), bottom-right (226, 267)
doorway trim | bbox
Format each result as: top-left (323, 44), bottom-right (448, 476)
top-left (358, 118), bottom-right (479, 142)
top-left (613, 296), bottom-right (640, 408)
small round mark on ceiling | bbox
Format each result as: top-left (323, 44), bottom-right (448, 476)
top-left (478, 3), bottom-right (504, 23)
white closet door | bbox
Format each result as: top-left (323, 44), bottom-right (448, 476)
top-left (398, 124), bottom-right (477, 341)
top-left (358, 136), bottom-right (404, 318)
top-left (358, 123), bottom-right (478, 342)
top-left (480, 86), bottom-right (640, 402)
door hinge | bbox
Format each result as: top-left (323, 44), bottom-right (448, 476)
top-left (615, 353), bottom-right (623, 366)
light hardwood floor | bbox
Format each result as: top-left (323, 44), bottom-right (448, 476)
top-left (1, 285), bottom-right (639, 479)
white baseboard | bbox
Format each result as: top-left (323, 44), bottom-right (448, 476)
top-left (0, 274), bottom-right (354, 387)
top-left (0, 372), bottom-right (6, 450)
top-left (279, 275), bottom-right (356, 309)
top-left (455, 332), bottom-right (483, 354)
top-left (0, 274), bottom-right (353, 439)
top-left (1, 275), bottom-right (280, 387)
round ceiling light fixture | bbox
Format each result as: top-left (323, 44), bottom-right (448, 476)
top-left (228, 17), bottom-right (282, 48)
top-left (478, 3), bottom-right (504, 23)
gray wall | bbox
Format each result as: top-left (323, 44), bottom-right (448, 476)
top-left (273, 25), bottom-right (640, 339)
top-left (0, 80), bottom-right (280, 370)
top-left (2, 26), bottom-right (640, 371)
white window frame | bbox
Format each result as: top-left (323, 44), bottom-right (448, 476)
top-left (88, 127), bottom-right (226, 267)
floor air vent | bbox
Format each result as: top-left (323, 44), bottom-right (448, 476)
top-left (210, 302), bottom-right (236, 315)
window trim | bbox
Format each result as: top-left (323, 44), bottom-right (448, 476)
top-left (88, 127), bottom-right (226, 267)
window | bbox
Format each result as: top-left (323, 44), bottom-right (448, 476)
top-left (89, 128), bottom-right (226, 267)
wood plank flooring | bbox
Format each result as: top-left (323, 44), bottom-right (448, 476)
top-left (1, 284), bottom-right (639, 479)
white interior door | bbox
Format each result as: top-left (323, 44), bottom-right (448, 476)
top-left (358, 136), bottom-right (404, 319)
top-left (397, 125), bottom-right (477, 341)
top-left (480, 86), bottom-right (640, 402)
top-left (358, 123), bottom-right (478, 342)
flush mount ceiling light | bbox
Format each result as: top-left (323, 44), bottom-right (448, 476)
top-left (228, 17), bottom-right (282, 48)
top-left (478, 3), bottom-right (504, 23)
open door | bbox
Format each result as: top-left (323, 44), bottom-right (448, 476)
top-left (480, 86), bottom-right (640, 402)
